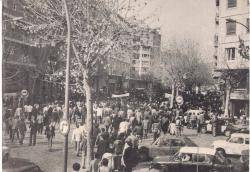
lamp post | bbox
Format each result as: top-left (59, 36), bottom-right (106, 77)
top-left (226, 18), bottom-right (249, 59)
top-left (226, 18), bottom-right (249, 32)
top-left (62, 0), bottom-right (71, 171)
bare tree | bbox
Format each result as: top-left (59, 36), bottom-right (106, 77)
top-left (159, 39), bottom-right (213, 106)
top-left (15, 0), bottom-right (136, 168)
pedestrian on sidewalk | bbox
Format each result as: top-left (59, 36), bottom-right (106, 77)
top-left (99, 158), bottom-right (111, 172)
top-left (89, 153), bottom-right (100, 172)
top-left (142, 116), bottom-right (150, 139)
top-left (17, 117), bottom-right (26, 145)
top-left (45, 120), bottom-right (56, 151)
top-left (29, 116), bottom-right (37, 146)
top-left (37, 111), bottom-right (44, 134)
top-left (11, 116), bottom-right (19, 143)
top-left (72, 124), bottom-right (82, 156)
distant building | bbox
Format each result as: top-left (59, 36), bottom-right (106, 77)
top-left (3, 0), bottom-right (58, 106)
top-left (214, 0), bottom-right (249, 117)
top-left (131, 27), bottom-right (161, 77)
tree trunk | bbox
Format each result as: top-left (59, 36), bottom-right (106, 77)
top-left (170, 84), bottom-right (175, 108)
top-left (83, 76), bottom-right (93, 169)
top-left (224, 84), bottom-right (231, 118)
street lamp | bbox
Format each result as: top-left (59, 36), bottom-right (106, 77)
top-left (226, 18), bottom-right (249, 59)
top-left (226, 18), bottom-right (249, 32)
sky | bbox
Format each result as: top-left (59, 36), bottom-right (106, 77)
top-left (120, 0), bottom-right (216, 63)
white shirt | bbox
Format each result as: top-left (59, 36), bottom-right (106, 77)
top-left (27, 105), bottom-right (33, 113)
top-left (72, 128), bottom-right (82, 142)
top-left (118, 121), bottom-right (129, 134)
top-left (97, 108), bottom-right (103, 117)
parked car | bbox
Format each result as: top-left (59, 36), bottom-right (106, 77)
top-left (223, 124), bottom-right (249, 137)
top-left (149, 147), bottom-right (233, 172)
top-left (138, 135), bottom-right (197, 161)
top-left (3, 146), bottom-right (42, 172)
top-left (212, 133), bottom-right (249, 156)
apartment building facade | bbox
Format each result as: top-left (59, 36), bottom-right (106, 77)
top-left (131, 27), bottom-right (161, 77)
top-left (214, 0), bottom-right (249, 117)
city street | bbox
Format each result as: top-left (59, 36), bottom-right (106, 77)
top-left (2, 0), bottom-right (249, 172)
top-left (3, 125), bottom-right (228, 172)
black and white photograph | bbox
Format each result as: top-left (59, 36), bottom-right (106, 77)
top-left (1, 0), bottom-right (249, 171)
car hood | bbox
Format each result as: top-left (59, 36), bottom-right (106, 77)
top-left (213, 140), bottom-right (227, 146)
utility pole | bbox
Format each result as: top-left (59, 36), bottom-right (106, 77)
top-left (62, 0), bottom-right (71, 171)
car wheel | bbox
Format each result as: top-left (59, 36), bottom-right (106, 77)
top-left (225, 130), bottom-right (231, 137)
top-left (216, 148), bottom-right (226, 157)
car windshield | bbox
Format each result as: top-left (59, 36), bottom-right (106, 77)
top-left (228, 137), bottom-right (244, 144)
top-left (155, 137), bottom-right (171, 146)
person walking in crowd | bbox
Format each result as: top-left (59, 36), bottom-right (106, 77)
top-left (29, 116), bottom-right (37, 146)
top-left (17, 117), bottom-right (26, 145)
top-left (121, 138), bottom-right (138, 172)
top-left (37, 111), bottom-right (44, 134)
top-left (72, 124), bottom-right (82, 156)
top-left (89, 153), bottom-right (100, 172)
top-left (11, 116), bottom-right (19, 143)
top-left (142, 116), bottom-right (150, 139)
top-left (45, 120), bottom-right (56, 151)
top-left (99, 158), bottom-right (111, 172)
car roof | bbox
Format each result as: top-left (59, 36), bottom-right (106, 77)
top-left (179, 147), bottom-right (216, 155)
top-left (231, 133), bottom-right (249, 138)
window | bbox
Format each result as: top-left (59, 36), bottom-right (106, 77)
top-left (229, 137), bottom-right (244, 144)
top-left (157, 138), bottom-right (171, 146)
top-left (226, 48), bottom-right (236, 60)
top-left (171, 139), bottom-right (185, 146)
top-left (226, 21), bottom-right (236, 35)
top-left (133, 53), bottom-right (139, 59)
top-left (245, 138), bottom-right (249, 144)
top-left (228, 0), bottom-right (237, 8)
top-left (216, 0), bottom-right (220, 6)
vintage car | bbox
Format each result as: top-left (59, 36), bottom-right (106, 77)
top-left (212, 133), bottom-right (249, 156)
top-left (149, 147), bottom-right (233, 172)
top-left (138, 135), bottom-right (197, 161)
top-left (3, 146), bottom-right (41, 172)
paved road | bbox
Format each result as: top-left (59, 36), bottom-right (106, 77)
top-left (3, 123), bottom-right (82, 172)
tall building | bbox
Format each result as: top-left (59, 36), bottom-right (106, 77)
top-left (214, 0), bottom-right (249, 117)
top-left (3, 0), bottom-right (59, 106)
top-left (131, 27), bottom-right (161, 78)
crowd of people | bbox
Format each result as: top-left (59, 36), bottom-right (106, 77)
top-left (3, 98), bottom-right (220, 172)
